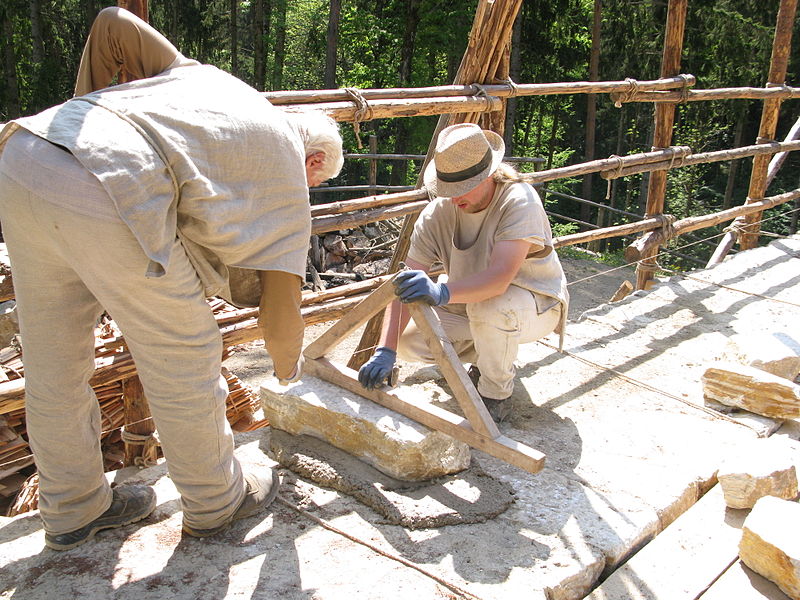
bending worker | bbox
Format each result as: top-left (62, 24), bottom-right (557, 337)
top-left (358, 123), bottom-right (568, 423)
top-left (0, 7), bottom-right (343, 550)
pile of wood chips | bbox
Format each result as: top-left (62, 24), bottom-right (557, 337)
top-left (0, 302), bottom-right (267, 517)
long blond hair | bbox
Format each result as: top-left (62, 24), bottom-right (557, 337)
top-left (492, 162), bottom-right (524, 184)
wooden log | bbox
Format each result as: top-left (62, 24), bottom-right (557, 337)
top-left (637, 0), bottom-right (687, 291)
top-left (407, 302), bottom-right (499, 439)
top-left (740, 0), bottom-right (799, 250)
top-left (625, 188), bottom-right (800, 262)
top-left (122, 375), bottom-right (157, 467)
top-left (310, 189), bottom-right (428, 217)
top-left (278, 95), bottom-right (502, 123)
top-left (554, 215), bottom-right (666, 249)
top-left (599, 140), bottom-right (800, 180)
top-left (614, 85), bottom-right (800, 103)
top-left (263, 75), bottom-right (695, 105)
top-left (312, 200), bottom-right (428, 235)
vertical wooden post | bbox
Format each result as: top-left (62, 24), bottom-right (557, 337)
top-left (122, 375), bottom-right (156, 467)
top-left (635, 0), bottom-right (687, 290)
top-left (738, 0), bottom-right (798, 250)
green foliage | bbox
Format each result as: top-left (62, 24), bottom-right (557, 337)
top-left (3, 1), bottom-right (798, 262)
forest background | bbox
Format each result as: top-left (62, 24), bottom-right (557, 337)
top-left (2, 0), bottom-right (799, 268)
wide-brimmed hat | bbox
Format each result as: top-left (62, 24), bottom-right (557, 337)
top-left (423, 123), bottom-right (505, 198)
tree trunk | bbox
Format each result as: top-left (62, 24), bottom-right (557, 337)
top-left (546, 103), bottom-right (560, 170)
top-left (82, 0), bottom-right (98, 32)
top-left (390, 0), bottom-right (421, 187)
top-left (723, 102), bottom-right (746, 210)
top-left (503, 7), bottom-right (523, 154)
top-left (2, 6), bottom-right (21, 119)
top-left (29, 0), bottom-right (44, 66)
top-left (581, 0), bottom-right (602, 225)
top-left (252, 0), bottom-right (265, 90)
top-left (271, 0), bottom-right (287, 91)
top-left (230, 0), bottom-right (239, 76)
top-left (324, 0), bottom-right (341, 89)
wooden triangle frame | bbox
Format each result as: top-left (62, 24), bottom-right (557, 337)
top-left (303, 274), bottom-right (545, 475)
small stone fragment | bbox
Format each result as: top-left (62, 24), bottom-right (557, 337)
top-left (739, 496), bottom-right (800, 600)
top-left (702, 362), bottom-right (800, 419)
top-left (717, 440), bottom-right (798, 509)
top-left (261, 375), bottom-right (471, 481)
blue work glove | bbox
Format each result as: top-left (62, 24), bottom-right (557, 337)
top-left (393, 270), bottom-right (450, 306)
top-left (358, 346), bottom-right (397, 390)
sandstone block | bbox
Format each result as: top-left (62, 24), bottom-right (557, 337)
top-left (739, 496), bottom-right (800, 600)
top-left (721, 333), bottom-right (800, 381)
top-left (260, 375), bottom-right (471, 481)
top-left (717, 440), bottom-right (798, 508)
top-left (702, 362), bottom-right (800, 419)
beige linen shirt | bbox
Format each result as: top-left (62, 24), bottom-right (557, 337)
top-left (0, 63), bottom-right (310, 301)
top-left (407, 181), bottom-right (569, 346)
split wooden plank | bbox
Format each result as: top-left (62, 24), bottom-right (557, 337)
top-left (406, 302), bottom-right (499, 439)
top-left (303, 357), bottom-right (544, 475)
top-left (586, 485), bottom-right (747, 600)
top-left (304, 277), bottom-right (398, 360)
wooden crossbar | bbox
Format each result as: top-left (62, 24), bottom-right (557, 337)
top-left (302, 274), bottom-right (546, 475)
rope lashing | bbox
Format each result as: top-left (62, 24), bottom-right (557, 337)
top-left (678, 73), bottom-right (692, 104)
top-left (635, 259), bottom-right (662, 274)
top-left (343, 87), bottom-right (373, 149)
top-left (121, 428), bottom-right (160, 468)
top-left (605, 155), bottom-right (625, 199)
top-left (656, 213), bottom-right (677, 241)
top-left (494, 77), bottom-right (519, 98)
top-left (613, 77), bottom-right (641, 108)
top-left (472, 83), bottom-right (489, 98)
top-left (765, 81), bottom-right (793, 98)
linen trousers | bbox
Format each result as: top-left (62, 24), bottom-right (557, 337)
top-left (0, 155), bottom-right (244, 534)
top-left (398, 285), bottom-right (561, 399)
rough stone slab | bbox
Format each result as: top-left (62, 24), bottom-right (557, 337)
top-left (703, 363), bottom-right (800, 419)
top-left (700, 561), bottom-right (793, 600)
top-left (260, 375), bottom-right (471, 481)
top-left (718, 439), bottom-right (799, 509)
top-left (740, 496), bottom-right (800, 600)
top-left (1, 236), bottom-right (798, 600)
top-left (721, 333), bottom-right (800, 381)
top-left (586, 485), bottom-right (748, 600)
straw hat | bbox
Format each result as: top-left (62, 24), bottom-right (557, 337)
top-left (423, 123), bottom-right (505, 198)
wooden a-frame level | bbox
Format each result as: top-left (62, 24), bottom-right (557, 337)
top-left (303, 274), bottom-right (545, 475)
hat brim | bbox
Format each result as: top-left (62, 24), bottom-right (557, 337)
top-left (423, 129), bottom-right (505, 198)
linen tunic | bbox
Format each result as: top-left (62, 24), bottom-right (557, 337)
top-left (0, 63), bottom-right (311, 302)
top-left (407, 181), bottom-right (569, 345)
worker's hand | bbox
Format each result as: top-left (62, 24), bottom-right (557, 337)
top-left (393, 270), bottom-right (450, 306)
top-left (358, 347), bottom-right (397, 390)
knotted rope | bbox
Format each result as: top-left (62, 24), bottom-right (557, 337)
top-left (613, 77), bottom-right (641, 108)
top-left (121, 428), bottom-right (160, 468)
top-left (677, 73), bottom-right (692, 104)
top-left (343, 87), bottom-right (373, 149)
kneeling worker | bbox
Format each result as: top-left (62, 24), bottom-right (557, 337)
top-left (358, 123), bottom-right (568, 422)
